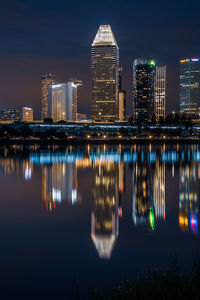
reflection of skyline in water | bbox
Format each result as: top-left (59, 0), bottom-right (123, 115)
top-left (42, 163), bottom-right (78, 211)
top-left (132, 159), bottom-right (165, 229)
top-left (0, 145), bottom-right (200, 258)
top-left (0, 157), bottom-right (33, 180)
top-left (179, 163), bottom-right (200, 235)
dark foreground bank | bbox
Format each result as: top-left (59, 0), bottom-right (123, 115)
top-left (79, 259), bottom-right (200, 300)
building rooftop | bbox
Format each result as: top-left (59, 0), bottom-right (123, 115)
top-left (92, 25), bottom-right (118, 48)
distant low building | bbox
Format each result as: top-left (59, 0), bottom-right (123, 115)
top-left (76, 113), bottom-right (87, 121)
top-left (21, 107), bottom-right (33, 122)
top-left (0, 108), bottom-right (20, 122)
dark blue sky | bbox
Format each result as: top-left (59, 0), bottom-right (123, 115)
top-left (0, 0), bottom-right (199, 118)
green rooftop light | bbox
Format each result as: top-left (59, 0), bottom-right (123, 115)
top-left (150, 60), bottom-right (156, 66)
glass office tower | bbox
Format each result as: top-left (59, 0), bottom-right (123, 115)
top-left (119, 90), bottom-right (126, 121)
top-left (91, 25), bottom-right (119, 122)
top-left (154, 66), bottom-right (166, 120)
top-left (180, 58), bottom-right (200, 116)
top-left (133, 58), bottom-right (156, 121)
top-left (41, 73), bottom-right (56, 120)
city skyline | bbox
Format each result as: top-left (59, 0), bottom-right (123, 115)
top-left (0, 0), bottom-right (199, 119)
top-left (1, 2), bottom-right (200, 296)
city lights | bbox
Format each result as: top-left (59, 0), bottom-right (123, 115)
top-left (1, 3), bottom-right (200, 298)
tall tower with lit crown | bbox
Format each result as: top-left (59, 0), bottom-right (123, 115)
top-left (91, 25), bottom-right (119, 122)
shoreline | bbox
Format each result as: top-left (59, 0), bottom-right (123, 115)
top-left (0, 137), bottom-right (200, 145)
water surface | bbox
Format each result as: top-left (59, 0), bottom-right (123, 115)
top-left (0, 144), bottom-right (200, 299)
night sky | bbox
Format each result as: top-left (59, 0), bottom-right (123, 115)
top-left (0, 0), bottom-right (199, 119)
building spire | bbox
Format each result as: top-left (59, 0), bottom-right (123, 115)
top-left (92, 25), bottom-right (118, 48)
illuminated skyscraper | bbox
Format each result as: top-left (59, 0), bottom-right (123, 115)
top-left (133, 58), bottom-right (156, 121)
top-left (41, 73), bottom-right (55, 120)
top-left (48, 81), bottom-right (81, 122)
top-left (180, 58), bottom-right (200, 116)
top-left (154, 66), bottom-right (166, 120)
top-left (91, 162), bottom-right (119, 259)
top-left (91, 25), bottom-right (119, 122)
top-left (119, 90), bottom-right (126, 121)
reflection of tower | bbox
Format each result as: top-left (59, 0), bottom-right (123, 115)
top-left (153, 160), bottom-right (166, 221)
top-left (22, 160), bottom-right (33, 180)
top-left (179, 164), bottom-right (200, 234)
top-left (0, 157), bottom-right (33, 179)
top-left (0, 158), bottom-right (20, 175)
top-left (91, 162), bottom-right (119, 259)
top-left (66, 164), bottom-right (78, 205)
top-left (119, 161), bottom-right (125, 194)
top-left (42, 163), bottom-right (78, 211)
top-left (132, 162), bottom-right (153, 225)
top-left (118, 161), bottom-right (125, 218)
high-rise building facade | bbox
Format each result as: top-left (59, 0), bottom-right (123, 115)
top-left (41, 73), bottom-right (55, 120)
top-left (154, 66), bottom-right (166, 120)
top-left (180, 58), bottom-right (200, 116)
top-left (133, 58), bottom-right (156, 121)
top-left (91, 25), bottom-right (119, 122)
top-left (48, 81), bottom-right (80, 122)
top-left (119, 90), bottom-right (126, 121)
top-left (21, 107), bottom-right (33, 122)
